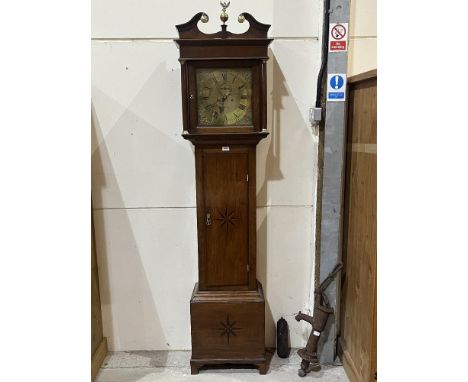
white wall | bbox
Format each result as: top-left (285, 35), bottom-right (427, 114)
top-left (348, 0), bottom-right (377, 76)
top-left (92, 0), bottom-right (322, 351)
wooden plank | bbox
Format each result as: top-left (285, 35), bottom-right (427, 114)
top-left (348, 78), bottom-right (377, 144)
top-left (339, 337), bottom-right (360, 382)
top-left (370, 274), bottom-right (377, 382)
top-left (348, 69), bottom-right (377, 84)
top-left (340, 72), bottom-right (377, 382)
top-left (342, 152), bottom-right (376, 381)
top-left (91, 337), bottom-right (108, 381)
top-left (91, 205), bottom-right (107, 380)
top-left (351, 143), bottom-right (377, 154)
top-left (91, 212), bottom-right (103, 355)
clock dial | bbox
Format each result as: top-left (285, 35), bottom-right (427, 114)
top-left (196, 68), bottom-right (253, 127)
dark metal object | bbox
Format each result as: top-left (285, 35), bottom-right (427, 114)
top-left (276, 317), bottom-right (290, 358)
top-left (295, 262), bottom-right (343, 377)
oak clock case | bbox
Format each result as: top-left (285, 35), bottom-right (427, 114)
top-left (175, 10), bottom-right (272, 375)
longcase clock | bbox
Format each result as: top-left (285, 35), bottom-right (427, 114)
top-left (175, 4), bottom-right (273, 375)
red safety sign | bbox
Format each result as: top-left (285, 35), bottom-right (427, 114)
top-left (329, 23), bottom-right (348, 52)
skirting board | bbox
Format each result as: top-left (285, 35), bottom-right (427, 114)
top-left (92, 337), bottom-right (108, 380)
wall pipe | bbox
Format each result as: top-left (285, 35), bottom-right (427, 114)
top-left (316, 0), bottom-right (331, 108)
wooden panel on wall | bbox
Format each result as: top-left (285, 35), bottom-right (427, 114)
top-left (92, 210), bottom-right (107, 380)
top-left (92, 214), bottom-right (103, 354)
top-left (339, 70), bottom-right (377, 382)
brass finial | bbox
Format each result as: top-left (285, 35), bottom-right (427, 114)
top-left (200, 13), bottom-right (209, 23)
top-left (238, 13), bottom-right (245, 23)
top-left (220, 1), bottom-right (230, 24)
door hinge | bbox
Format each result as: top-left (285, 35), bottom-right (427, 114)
top-left (246, 174), bottom-right (249, 182)
top-left (247, 264), bottom-right (250, 272)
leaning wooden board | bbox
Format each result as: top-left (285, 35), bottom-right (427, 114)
top-left (339, 69), bottom-right (377, 382)
top-left (92, 208), bottom-right (107, 380)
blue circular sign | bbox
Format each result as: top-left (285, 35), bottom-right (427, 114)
top-left (330, 75), bottom-right (344, 89)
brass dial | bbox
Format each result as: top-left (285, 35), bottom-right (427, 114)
top-left (196, 68), bottom-right (252, 126)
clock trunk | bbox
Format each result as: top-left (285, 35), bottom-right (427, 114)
top-left (196, 146), bottom-right (258, 291)
top-left (202, 148), bottom-right (249, 289)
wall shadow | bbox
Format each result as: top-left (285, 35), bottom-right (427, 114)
top-left (92, 58), bottom-right (200, 360)
top-left (256, 48), bottom-right (288, 348)
top-left (257, 42), bottom-right (320, 349)
top-left (92, 78), bottom-right (168, 368)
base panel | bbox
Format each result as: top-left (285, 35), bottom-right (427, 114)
top-left (190, 281), bottom-right (267, 374)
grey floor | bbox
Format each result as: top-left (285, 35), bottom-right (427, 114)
top-left (95, 350), bottom-right (349, 382)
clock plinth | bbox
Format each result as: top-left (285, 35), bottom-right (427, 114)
top-left (175, 11), bottom-right (273, 374)
top-left (190, 281), bottom-right (267, 375)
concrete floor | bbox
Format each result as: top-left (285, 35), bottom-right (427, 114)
top-left (95, 350), bottom-right (349, 382)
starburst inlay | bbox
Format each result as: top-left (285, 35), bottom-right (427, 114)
top-left (215, 208), bottom-right (239, 234)
top-left (218, 314), bottom-right (241, 344)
